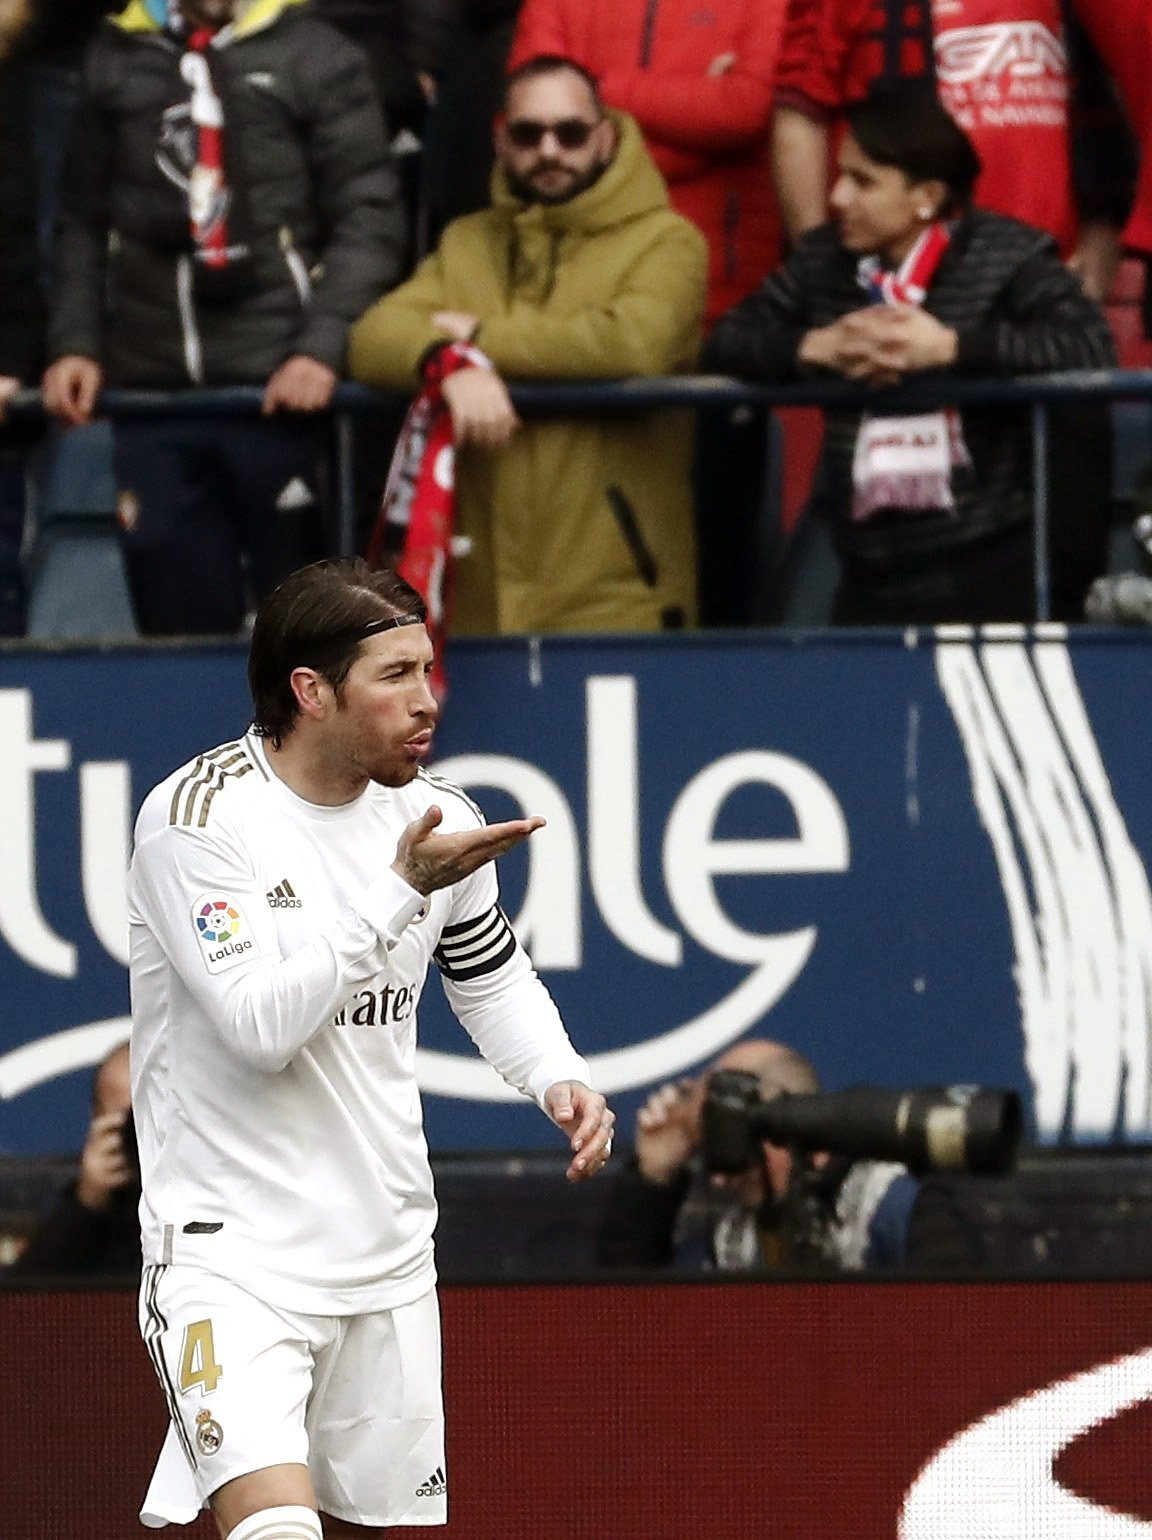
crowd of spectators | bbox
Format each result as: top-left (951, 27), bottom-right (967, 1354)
top-left (0, 0), bottom-right (1146, 640)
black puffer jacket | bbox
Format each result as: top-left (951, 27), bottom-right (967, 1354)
top-left (0, 60), bottom-right (44, 382)
top-left (704, 211), bottom-right (1116, 570)
top-left (48, 1), bottom-right (405, 386)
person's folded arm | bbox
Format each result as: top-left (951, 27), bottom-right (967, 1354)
top-left (348, 246), bottom-right (459, 389)
top-left (599, 0), bottom-right (787, 153)
top-left (600, 65), bottom-right (776, 155)
top-left (702, 249), bottom-right (816, 381)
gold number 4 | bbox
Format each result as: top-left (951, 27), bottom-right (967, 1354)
top-left (178, 1319), bottom-right (224, 1396)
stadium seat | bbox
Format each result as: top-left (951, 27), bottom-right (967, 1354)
top-left (25, 421), bottom-right (138, 641)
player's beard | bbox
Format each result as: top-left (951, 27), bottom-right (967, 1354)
top-left (360, 737), bottom-right (425, 790)
top-left (316, 716), bottom-right (426, 794)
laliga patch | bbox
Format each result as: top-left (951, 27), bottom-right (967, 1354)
top-left (193, 895), bottom-right (257, 975)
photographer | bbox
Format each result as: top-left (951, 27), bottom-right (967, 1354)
top-left (595, 1039), bottom-right (919, 1272)
top-left (9, 1040), bottom-right (141, 1277)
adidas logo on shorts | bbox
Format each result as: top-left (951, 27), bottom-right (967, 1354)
top-left (266, 878), bottom-right (302, 908)
top-left (415, 1467), bottom-right (447, 1498)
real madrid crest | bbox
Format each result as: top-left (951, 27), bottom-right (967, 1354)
top-left (195, 1409), bottom-right (224, 1456)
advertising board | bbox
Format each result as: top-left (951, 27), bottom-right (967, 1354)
top-left (2, 628), bottom-right (1151, 1152)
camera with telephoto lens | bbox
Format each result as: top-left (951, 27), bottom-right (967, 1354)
top-left (701, 1070), bottom-right (1023, 1177)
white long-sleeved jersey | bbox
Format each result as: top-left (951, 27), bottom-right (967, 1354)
top-left (128, 731), bottom-right (590, 1314)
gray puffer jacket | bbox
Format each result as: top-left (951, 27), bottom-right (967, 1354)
top-left (48, 0), bottom-right (405, 386)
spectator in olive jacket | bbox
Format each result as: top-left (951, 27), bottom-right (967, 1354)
top-left (350, 56), bottom-right (708, 635)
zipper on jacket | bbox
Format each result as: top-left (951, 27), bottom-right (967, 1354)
top-left (640, 0), bottom-right (660, 67)
top-left (105, 230), bottom-right (120, 314)
top-left (176, 254), bottom-right (205, 384)
top-left (606, 486), bottom-right (659, 587)
top-left (280, 226), bottom-right (312, 306)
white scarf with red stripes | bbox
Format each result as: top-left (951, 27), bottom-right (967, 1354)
top-left (851, 222), bottom-right (970, 523)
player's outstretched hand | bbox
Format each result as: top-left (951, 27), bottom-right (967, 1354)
top-left (392, 804), bottom-right (546, 895)
top-left (546, 1081), bottom-right (615, 1182)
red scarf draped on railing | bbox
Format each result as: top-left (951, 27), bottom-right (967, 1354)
top-left (368, 341), bottom-right (492, 697)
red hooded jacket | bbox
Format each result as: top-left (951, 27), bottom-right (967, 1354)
top-left (510, 0), bottom-right (789, 323)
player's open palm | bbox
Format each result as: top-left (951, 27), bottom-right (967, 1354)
top-left (392, 804), bottom-right (546, 894)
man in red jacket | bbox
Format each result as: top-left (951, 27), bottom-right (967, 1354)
top-left (772, 0), bottom-right (1120, 301)
top-left (509, 0), bottom-right (789, 326)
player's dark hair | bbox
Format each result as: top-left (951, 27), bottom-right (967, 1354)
top-left (847, 81), bottom-right (982, 215)
top-left (249, 560), bottom-right (426, 747)
top-left (503, 54), bottom-right (604, 115)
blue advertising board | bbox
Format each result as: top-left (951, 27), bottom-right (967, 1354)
top-left (2, 627), bottom-right (1151, 1153)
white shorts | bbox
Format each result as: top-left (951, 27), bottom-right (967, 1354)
top-left (137, 1264), bottom-right (446, 1529)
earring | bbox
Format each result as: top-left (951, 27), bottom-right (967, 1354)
top-left (918, 206), bottom-right (933, 220)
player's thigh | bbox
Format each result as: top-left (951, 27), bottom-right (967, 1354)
top-left (309, 1287), bottom-right (446, 1530)
top-left (139, 1264), bottom-right (320, 1506)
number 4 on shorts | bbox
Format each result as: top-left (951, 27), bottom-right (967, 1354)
top-left (179, 1319), bottom-right (224, 1396)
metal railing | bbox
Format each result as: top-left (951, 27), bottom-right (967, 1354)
top-left (12, 366), bottom-right (1152, 622)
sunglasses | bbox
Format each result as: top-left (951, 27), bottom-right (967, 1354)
top-left (505, 117), bottom-right (599, 151)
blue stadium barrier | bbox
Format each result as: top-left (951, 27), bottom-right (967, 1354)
top-left (9, 367), bottom-right (1152, 625)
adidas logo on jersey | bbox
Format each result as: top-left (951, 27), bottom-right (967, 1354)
top-left (266, 878), bottom-right (302, 908)
top-left (415, 1467), bottom-right (447, 1498)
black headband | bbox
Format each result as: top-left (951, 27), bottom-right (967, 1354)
top-left (357, 613), bottom-right (426, 638)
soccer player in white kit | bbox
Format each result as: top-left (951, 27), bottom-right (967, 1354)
top-left (127, 560), bottom-right (614, 1540)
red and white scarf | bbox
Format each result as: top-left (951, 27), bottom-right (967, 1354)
top-left (368, 342), bottom-right (491, 697)
top-left (180, 29), bottom-right (233, 269)
top-left (851, 222), bottom-right (970, 522)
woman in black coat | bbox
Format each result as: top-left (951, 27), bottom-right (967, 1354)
top-left (705, 84), bottom-right (1117, 626)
